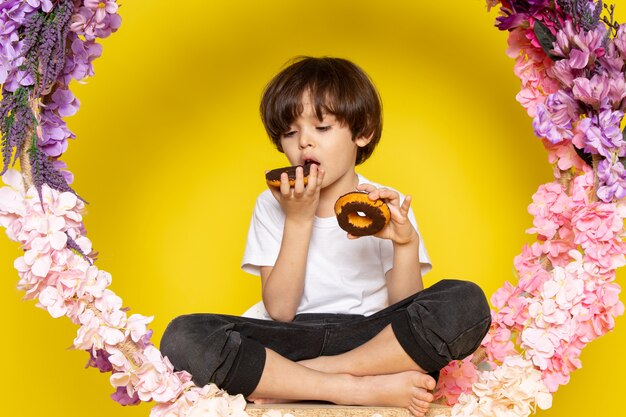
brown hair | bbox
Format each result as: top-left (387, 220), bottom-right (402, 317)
top-left (260, 57), bottom-right (383, 165)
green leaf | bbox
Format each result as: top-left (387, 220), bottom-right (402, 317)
top-left (533, 20), bottom-right (561, 61)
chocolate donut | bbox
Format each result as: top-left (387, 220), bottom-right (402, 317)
top-left (265, 163), bottom-right (317, 188)
top-left (334, 191), bottom-right (391, 236)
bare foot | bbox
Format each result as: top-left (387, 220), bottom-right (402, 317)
top-left (348, 371), bottom-right (435, 417)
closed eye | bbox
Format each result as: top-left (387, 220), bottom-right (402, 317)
top-left (316, 125), bottom-right (331, 132)
top-left (282, 130), bottom-right (297, 138)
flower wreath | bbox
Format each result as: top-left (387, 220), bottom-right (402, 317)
top-left (0, 1), bottom-right (625, 417)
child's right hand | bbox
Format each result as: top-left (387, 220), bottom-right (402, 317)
top-left (268, 163), bottom-right (325, 221)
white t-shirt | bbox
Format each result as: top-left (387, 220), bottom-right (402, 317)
top-left (241, 174), bottom-right (431, 318)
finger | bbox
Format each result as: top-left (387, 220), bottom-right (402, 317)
top-left (293, 166), bottom-right (305, 196)
top-left (377, 188), bottom-right (400, 205)
top-left (316, 165), bottom-right (325, 189)
top-left (305, 164), bottom-right (319, 194)
top-left (356, 183), bottom-right (376, 193)
top-left (400, 195), bottom-right (412, 216)
top-left (347, 233), bottom-right (360, 240)
top-left (280, 172), bottom-right (291, 195)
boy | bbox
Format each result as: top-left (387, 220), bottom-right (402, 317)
top-left (161, 57), bottom-right (491, 417)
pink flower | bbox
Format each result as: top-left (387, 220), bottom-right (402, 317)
top-left (110, 346), bottom-right (186, 403)
top-left (516, 86), bottom-right (547, 118)
top-left (126, 314), bottom-right (154, 344)
top-left (481, 322), bottom-right (517, 363)
top-left (521, 327), bottom-right (557, 370)
top-left (572, 74), bottom-right (611, 109)
top-left (435, 357), bottom-right (478, 405)
top-left (73, 308), bottom-right (126, 351)
top-left (150, 382), bottom-right (248, 417)
top-left (572, 202), bottom-right (623, 248)
top-left (544, 140), bottom-right (587, 171)
top-left (514, 243), bottom-right (551, 294)
top-left (526, 182), bottom-right (572, 240)
top-left (452, 356), bottom-right (552, 416)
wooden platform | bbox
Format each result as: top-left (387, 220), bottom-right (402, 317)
top-left (246, 403), bottom-right (451, 417)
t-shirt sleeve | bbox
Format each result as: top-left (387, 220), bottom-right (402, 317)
top-left (241, 191), bottom-right (284, 276)
top-left (380, 205), bottom-right (432, 276)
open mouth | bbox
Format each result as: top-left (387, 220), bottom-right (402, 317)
top-left (303, 159), bottom-right (320, 167)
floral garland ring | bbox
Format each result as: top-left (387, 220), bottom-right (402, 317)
top-left (0, 1), bottom-right (625, 417)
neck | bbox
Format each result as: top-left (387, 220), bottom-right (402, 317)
top-left (316, 171), bottom-right (359, 218)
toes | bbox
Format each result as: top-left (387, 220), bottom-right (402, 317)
top-left (412, 387), bottom-right (434, 403)
top-left (411, 398), bottom-right (431, 410)
top-left (411, 372), bottom-right (437, 391)
top-left (408, 404), bottom-right (427, 417)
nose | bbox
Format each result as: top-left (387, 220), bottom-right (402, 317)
top-left (298, 130), bottom-right (314, 149)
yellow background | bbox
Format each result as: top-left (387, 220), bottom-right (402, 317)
top-left (1, 1), bottom-right (624, 416)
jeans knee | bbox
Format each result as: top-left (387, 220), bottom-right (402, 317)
top-left (452, 280), bottom-right (490, 321)
top-left (405, 279), bottom-right (491, 363)
top-left (442, 280), bottom-right (491, 358)
top-left (160, 315), bottom-right (194, 369)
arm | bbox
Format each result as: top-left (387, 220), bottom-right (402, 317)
top-left (354, 184), bottom-right (424, 304)
top-left (261, 165), bottom-right (324, 322)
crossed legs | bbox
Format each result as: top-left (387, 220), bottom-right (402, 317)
top-left (160, 280), bottom-right (492, 417)
top-left (248, 324), bottom-right (436, 417)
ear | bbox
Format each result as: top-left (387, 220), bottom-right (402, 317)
top-left (354, 132), bottom-right (373, 148)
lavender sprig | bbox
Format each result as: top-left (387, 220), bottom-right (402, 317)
top-left (557, 0), bottom-right (604, 31)
top-left (0, 86), bottom-right (36, 175)
top-left (28, 137), bottom-right (82, 202)
top-left (39, 0), bottom-right (74, 94)
top-left (21, 0), bottom-right (75, 95)
top-left (65, 232), bottom-right (93, 264)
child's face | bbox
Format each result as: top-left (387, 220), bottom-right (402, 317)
top-left (280, 93), bottom-right (371, 192)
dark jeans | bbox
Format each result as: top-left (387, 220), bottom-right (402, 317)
top-left (160, 279), bottom-right (491, 397)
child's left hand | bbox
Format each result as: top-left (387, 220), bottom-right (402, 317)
top-left (351, 184), bottom-right (418, 246)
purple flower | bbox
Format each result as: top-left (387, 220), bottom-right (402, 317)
top-left (532, 91), bottom-right (579, 144)
top-left (0, 18), bottom-right (19, 67)
top-left (533, 103), bottom-right (573, 144)
top-left (2, 55), bottom-right (35, 93)
top-left (85, 0), bottom-right (118, 23)
top-left (572, 74), bottom-right (611, 109)
top-left (548, 90), bottom-right (580, 125)
top-left (47, 88), bottom-right (80, 117)
top-left (86, 349), bottom-right (113, 373)
top-left (71, 4), bottom-right (121, 40)
top-left (111, 386), bottom-right (141, 406)
top-left (61, 33), bottom-right (103, 84)
top-left (137, 329), bottom-right (154, 350)
top-left (39, 108), bottom-right (75, 157)
top-left (0, 0), bottom-right (37, 26)
top-left (579, 109), bottom-right (625, 158)
top-left (551, 20), bottom-right (606, 72)
top-left (495, 0), bottom-right (551, 30)
top-left (597, 159), bottom-right (626, 202)
top-left (26, 0), bottom-right (53, 13)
